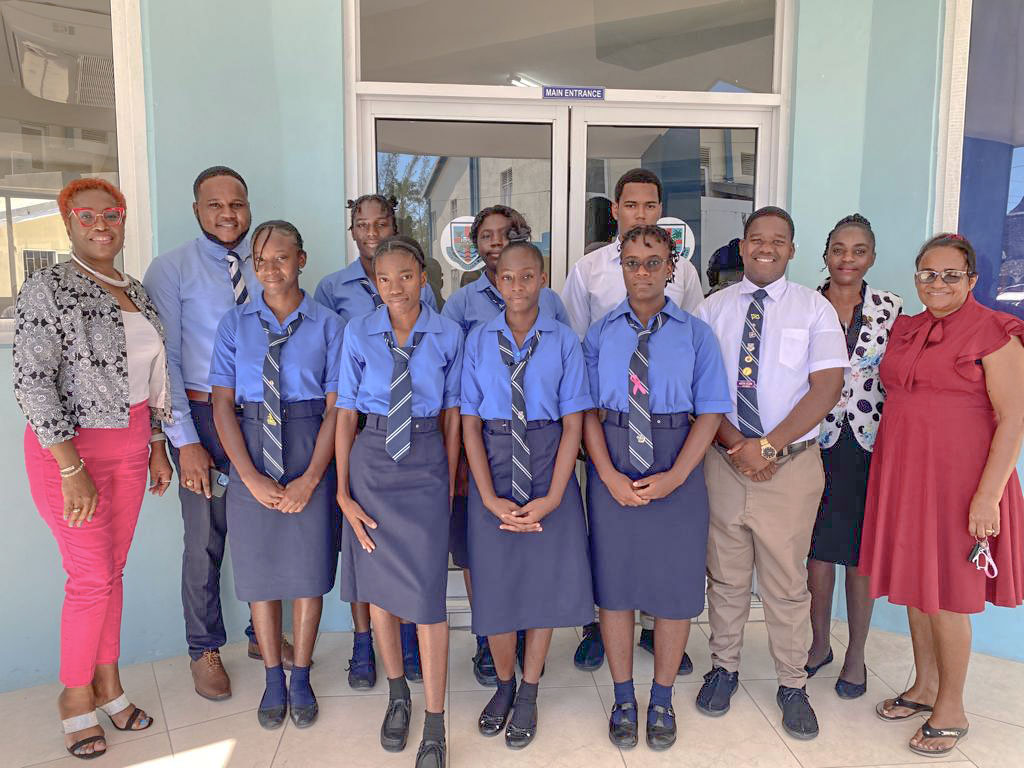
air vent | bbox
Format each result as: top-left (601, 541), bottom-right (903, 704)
top-left (500, 167), bottom-right (512, 206)
top-left (76, 53), bottom-right (114, 108)
top-left (80, 128), bottom-right (107, 143)
top-left (741, 152), bottom-right (755, 176)
top-left (700, 146), bottom-right (710, 167)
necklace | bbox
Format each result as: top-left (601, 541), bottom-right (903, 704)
top-left (71, 253), bottom-right (129, 288)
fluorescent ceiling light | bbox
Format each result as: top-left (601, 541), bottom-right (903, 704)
top-left (508, 73), bottom-right (542, 88)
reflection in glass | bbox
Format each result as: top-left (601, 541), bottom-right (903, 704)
top-left (585, 126), bottom-right (756, 292)
top-left (0, 0), bottom-right (117, 315)
top-left (375, 119), bottom-right (552, 304)
top-left (361, 0), bottom-right (775, 93)
top-left (958, 0), bottom-right (1024, 317)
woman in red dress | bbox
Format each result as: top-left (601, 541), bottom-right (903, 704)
top-left (862, 234), bottom-right (1024, 757)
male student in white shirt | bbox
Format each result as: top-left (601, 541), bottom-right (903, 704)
top-left (562, 168), bottom-right (705, 675)
top-left (562, 167), bottom-right (704, 340)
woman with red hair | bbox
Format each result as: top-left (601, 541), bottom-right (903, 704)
top-left (15, 177), bottom-right (174, 759)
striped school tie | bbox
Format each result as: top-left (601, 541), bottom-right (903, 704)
top-left (497, 331), bottom-right (542, 504)
top-left (358, 278), bottom-right (384, 309)
top-left (626, 313), bottom-right (665, 473)
top-left (736, 288), bottom-right (769, 438)
top-left (483, 285), bottom-right (505, 310)
top-left (385, 331), bottom-right (423, 463)
top-left (226, 251), bottom-right (249, 305)
top-left (259, 316), bottom-right (303, 482)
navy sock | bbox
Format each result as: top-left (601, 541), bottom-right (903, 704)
top-left (484, 675), bottom-right (516, 716)
top-left (648, 681), bottom-right (673, 724)
top-left (476, 634), bottom-right (489, 651)
top-left (289, 665), bottom-right (315, 709)
top-left (388, 675), bottom-right (410, 701)
top-left (261, 665), bottom-right (286, 710)
top-left (423, 710), bottom-right (445, 742)
top-left (510, 681), bottom-right (538, 729)
top-left (612, 679), bottom-right (637, 724)
top-left (400, 623), bottom-right (418, 651)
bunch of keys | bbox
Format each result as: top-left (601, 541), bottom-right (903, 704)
top-left (968, 537), bottom-right (999, 579)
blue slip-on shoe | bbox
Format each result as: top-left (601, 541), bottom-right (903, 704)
top-left (695, 666), bottom-right (738, 717)
top-left (574, 622), bottom-right (605, 671)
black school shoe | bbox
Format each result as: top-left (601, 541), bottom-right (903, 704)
top-left (573, 622), bottom-right (605, 671)
top-left (777, 686), bottom-right (819, 740)
top-left (695, 666), bottom-right (738, 716)
top-left (608, 701), bottom-right (639, 748)
top-left (380, 698), bottom-right (411, 751)
top-left (473, 636), bottom-right (497, 687)
top-left (636, 630), bottom-right (693, 675)
top-left (646, 704), bottom-right (677, 751)
top-left (478, 688), bottom-right (514, 736)
top-left (505, 696), bottom-right (538, 750)
top-left (414, 735), bottom-right (446, 768)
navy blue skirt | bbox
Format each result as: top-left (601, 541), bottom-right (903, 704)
top-left (468, 420), bottom-right (594, 636)
top-left (586, 412), bottom-right (709, 620)
top-left (227, 400), bottom-right (338, 602)
top-left (340, 414), bottom-right (451, 625)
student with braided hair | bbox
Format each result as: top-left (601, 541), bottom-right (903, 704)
top-left (805, 214), bottom-right (901, 699)
top-left (314, 194), bottom-right (436, 689)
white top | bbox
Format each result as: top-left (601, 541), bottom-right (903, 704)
top-left (694, 276), bottom-right (849, 443)
top-left (561, 240), bottom-right (705, 339)
top-left (122, 310), bottom-right (168, 409)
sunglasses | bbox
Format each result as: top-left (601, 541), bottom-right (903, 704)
top-left (914, 269), bottom-right (973, 285)
top-left (70, 207), bottom-right (126, 227)
top-left (622, 257), bottom-right (668, 273)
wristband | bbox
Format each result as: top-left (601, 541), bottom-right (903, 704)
top-left (59, 458), bottom-right (86, 478)
top-left (149, 432), bottom-right (167, 444)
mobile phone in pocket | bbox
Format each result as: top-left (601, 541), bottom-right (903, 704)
top-left (210, 469), bottom-right (230, 498)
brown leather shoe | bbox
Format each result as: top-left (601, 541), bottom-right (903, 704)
top-left (247, 636), bottom-right (302, 671)
top-left (191, 650), bottom-right (231, 701)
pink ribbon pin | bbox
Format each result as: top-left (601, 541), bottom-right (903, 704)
top-left (630, 371), bottom-right (648, 396)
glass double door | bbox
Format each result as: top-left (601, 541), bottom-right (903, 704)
top-left (358, 97), bottom-right (776, 303)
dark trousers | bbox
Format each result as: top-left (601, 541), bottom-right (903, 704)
top-left (170, 401), bottom-right (253, 659)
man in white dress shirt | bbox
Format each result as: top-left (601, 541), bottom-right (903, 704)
top-left (694, 206), bottom-right (847, 740)
top-left (562, 168), bottom-right (704, 675)
top-left (561, 168), bottom-right (705, 339)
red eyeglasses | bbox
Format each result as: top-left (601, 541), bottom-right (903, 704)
top-left (70, 207), bottom-right (126, 227)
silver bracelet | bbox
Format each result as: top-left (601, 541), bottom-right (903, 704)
top-left (59, 459), bottom-right (85, 478)
top-left (149, 432), bottom-right (167, 444)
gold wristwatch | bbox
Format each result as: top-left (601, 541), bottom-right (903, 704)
top-left (759, 438), bottom-right (778, 462)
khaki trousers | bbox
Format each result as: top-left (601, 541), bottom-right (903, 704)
top-left (704, 444), bottom-right (824, 688)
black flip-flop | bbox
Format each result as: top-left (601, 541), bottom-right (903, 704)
top-left (99, 694), bottom-right (153, 731)
top-left (909, 719), bottom-right (968, 757)
top-left (875, 693), bottom-right (933, 721)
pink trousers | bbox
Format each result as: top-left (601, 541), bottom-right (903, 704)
top-left (24, 402), bottom-right (151, 687)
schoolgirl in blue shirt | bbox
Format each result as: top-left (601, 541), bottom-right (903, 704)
top-left (442, 206), bottom-right (569, 686)
top-left (314, 193), bottom-right (431, 689)
top-left (583, 225), bottom-right (732, 751)
top-left (335, 235), bottom-right (462, 768)
top-left (462, 240), bottom-right (594, 749)
top-left (209, 220), bottom-right (343, 731)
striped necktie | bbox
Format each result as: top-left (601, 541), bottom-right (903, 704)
top-left (483, 285), bottom-right (505, 311)
top-left (497, 330), bottom-right (542, 504)
top-left (358, 278), bottom-right (384, 309)
top-left (259, 315), bottom-right (303, 482)
top-left (226, 251), bottom-right (249, 305)
top-left (736, 288), bottom-right (769, 438)
top-left (626, 312), bottom-right (665, 473)
top-left (385, 331), bottom-right (423, 463)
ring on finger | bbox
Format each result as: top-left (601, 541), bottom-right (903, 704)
top-left (185, 479), bottom-right (194, 487)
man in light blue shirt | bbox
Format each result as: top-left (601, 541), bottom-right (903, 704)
top-left (144, 166), bottom-right (280, 701)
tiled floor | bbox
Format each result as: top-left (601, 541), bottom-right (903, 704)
top-left (6, 620), bottom-right (1024, 767)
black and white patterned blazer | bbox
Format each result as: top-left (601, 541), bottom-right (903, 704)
top-left (13, 261), bottom-right (173, 448)
top-left (818, 283), bottom-right (902, 451)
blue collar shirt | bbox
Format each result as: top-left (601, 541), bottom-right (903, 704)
top-left (583, 298), bottom-right (732, 415)
top-left (314, 259), bottom-right (438, 322)
top-left (442, 273), bottom-right (571, 335)
top-left (461, 310), bottom-right (593, 422)
top-left (208, 290), bottom-right (344, 405)
top-left (336, 302), bottom-right (463, 417)
top-left (143, 235), bottom-right (259, 446)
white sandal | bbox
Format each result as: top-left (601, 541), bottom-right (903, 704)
top-left (62, 710), bottom-right (106, 760)
top-left (98, 692), bottom-right (152, 731)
